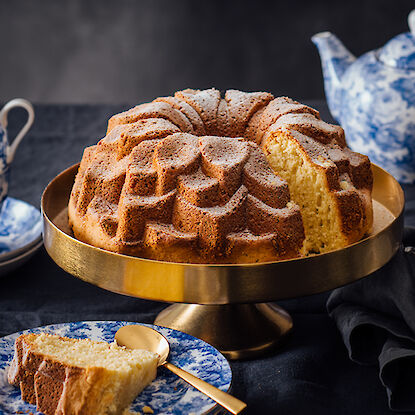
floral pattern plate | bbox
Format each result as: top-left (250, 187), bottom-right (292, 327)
top-left (0, 321), bottom-right (232, 415)
top-left (0, 197), bottom-right (42, 261)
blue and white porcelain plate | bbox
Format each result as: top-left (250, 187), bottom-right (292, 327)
top-left (0, 197), bottom-right (42, 261)
top-left (0, 321), bottom-right (232, 415)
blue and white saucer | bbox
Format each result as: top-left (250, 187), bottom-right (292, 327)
top-left (0, 321), bottom-right (233, 415)
top-left (0, 197), bottom-right (42, 262)
top-left (0, 239), bottom-right (43, 277)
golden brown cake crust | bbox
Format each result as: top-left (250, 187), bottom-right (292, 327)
top-left (107, 101), bottom-right (194, 135)
top-left (69, 133), bottom-right (305, 263)
top-left (246, 97), bottom-right (321, 145)
top-left (174, 88), bottom-right (221, 134)
top-left (69, 88), bottom-right (373, 261)
top-left (155, 96), bottom-right (206, 136)
top-left (8, 334), bottom-right (105, 415)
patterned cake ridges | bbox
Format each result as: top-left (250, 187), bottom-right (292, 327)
top-left (70, 88), bottom-right (373, 260)
top-left (107, 88), bottom-right (275, 140)
top-left (264, 114), bottom-right (372, 191)
top-left (70, 133), bottom-right (305, 262)
top-left (105, 88), bottom-right (372, 198)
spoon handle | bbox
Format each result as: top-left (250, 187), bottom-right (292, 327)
top-left (163, 361), bottom-right (247, 414)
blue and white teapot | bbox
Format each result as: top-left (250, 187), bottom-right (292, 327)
top-left (312, 10), bottom-right (415, 183)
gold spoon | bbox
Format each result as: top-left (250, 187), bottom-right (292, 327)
top-left (115, 325), bottom-right (247, 414)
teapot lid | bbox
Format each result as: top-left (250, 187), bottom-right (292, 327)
top-left (378, 10), bottom-right (415, 70)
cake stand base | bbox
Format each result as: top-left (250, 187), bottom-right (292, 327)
top-left (154, 303), bottom-right (293, 360)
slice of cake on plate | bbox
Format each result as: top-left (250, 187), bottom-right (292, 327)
top-left (8, 332), bottom-right (158, 415)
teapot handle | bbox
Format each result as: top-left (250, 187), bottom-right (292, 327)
top-left (409, 9), bottom-right (415, 36)
top-left (0, 98), bottom-right (35, 164)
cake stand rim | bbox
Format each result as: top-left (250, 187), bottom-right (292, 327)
top-left (41, 163), bottom-right (404, 304)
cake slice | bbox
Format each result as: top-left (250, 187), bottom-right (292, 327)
top-left (8, 332), bottom-right (158, 415)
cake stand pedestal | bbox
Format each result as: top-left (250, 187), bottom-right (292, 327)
top-left (42, 164), bottom-right (404, 360)
top-left (155, 303), bottom-right (292, 359)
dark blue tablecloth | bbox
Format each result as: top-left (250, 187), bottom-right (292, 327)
top-left (1, 101), bottom-right (413, 414)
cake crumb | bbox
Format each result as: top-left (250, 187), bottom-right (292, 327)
top-left (142, 406), bottom-right (154, 414)
top-left (340, 180), bottom-right (352, 190)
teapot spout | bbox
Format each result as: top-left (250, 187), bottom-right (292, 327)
top-left (312, 32), bottom-right (356, 121)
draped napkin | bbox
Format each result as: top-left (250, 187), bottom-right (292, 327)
top-left (327, 225), bottom-right (415, 412)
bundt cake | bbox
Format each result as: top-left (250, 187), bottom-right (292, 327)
top-left (68, 88), bottom-right (373, 263)
top-left (8, 333), bottom-right (158, 415)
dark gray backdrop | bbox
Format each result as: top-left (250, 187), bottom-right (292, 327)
top-left (1, 0), bottom-right (414, 104)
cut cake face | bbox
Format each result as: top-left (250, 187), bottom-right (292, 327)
top-left (261, 111), bottom-right (372, 253)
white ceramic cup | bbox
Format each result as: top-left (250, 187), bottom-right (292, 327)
top-left (0, 99), bottom-right (35, 205)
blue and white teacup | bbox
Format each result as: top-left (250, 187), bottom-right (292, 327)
top-left (0, 99), bottom-right (34, 206)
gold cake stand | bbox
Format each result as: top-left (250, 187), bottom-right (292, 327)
top-left (42, 163), bottom-right (404, 360)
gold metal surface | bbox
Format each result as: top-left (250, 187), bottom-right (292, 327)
top-left (115, 325), bottom-right (247, 414)
top-left (42, 163), bottom-right (404, 303)
top-left (41, 163), bottom-right (404, 359)
top-left (155, 303), bottom-right (293, 359)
